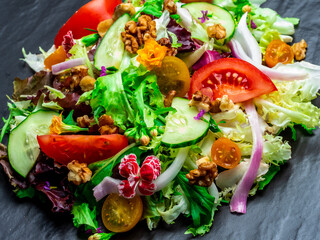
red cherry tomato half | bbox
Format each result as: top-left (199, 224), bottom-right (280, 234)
top-left (188, 58), bottom-right (277, 103)
top-left (37, 134), bottom-right (128, 165)
top-left (54, 0), bottom-right (121, 47)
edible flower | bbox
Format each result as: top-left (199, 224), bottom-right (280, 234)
top-left (194, 109), bottom-right (206, 120)
top-left (49, 114), bottom-right (88, 135)
top-left (100, 66), bottom-right (107, 77)
top-left (251, 20), bottom-right (257, 29)
top-left (198, 10), bottom-right (210, 23)
top-left (118, 154), bottom-right (161, 198)
top-left (137, 39), bottom-right (167, 70)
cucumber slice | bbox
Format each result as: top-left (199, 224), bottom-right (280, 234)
top-left (161, 98), bottom-right (210, 148)
top-left (8, 110), bottom-right (58, 177)
top-left (182, 2), bottom-right (235, 40)
top-left (94, 14), bottom-right (131, 70)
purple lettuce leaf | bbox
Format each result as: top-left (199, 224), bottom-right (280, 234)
top-left (13, 71), bottom-right (53, 100)
top-left (167, 18), bottom-right (196, 53)
top-left (192, 50), bottom-right (231, 71)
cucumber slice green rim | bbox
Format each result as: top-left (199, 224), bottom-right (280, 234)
top-left (161, 97), bottom-right (210, 148)
top-left (182, 2), bottom-right (236, 41)
top-left (8, 110), bottom-right (58, 178)
top-left (94, 14), bottom-right (131, 71)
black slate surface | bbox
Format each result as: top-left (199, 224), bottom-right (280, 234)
top-left (0, 0), bottom-right (319, 240)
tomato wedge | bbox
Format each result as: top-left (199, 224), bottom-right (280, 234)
top-left (54, 0), bottom-right (121, 47)
top-left (37, 134), bottom-right (128, 165)
top-left (188, 58), bottom-right (277, 103)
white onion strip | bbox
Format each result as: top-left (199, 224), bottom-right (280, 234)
top-left (52, 58), bottom-right (86, 75)
top-left (234, 13), bottom-right (262, 64)
top-left (93, 177), bottom-right (121, 202)
top-left (153, 147), bottom-right (189, 191)
top-left (229, 39), bottom-right (308, 80)
top-left (230, 101), bottom-right (263, 213)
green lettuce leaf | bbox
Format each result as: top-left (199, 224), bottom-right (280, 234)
top-left (88, 233), bottom-right (116, 240)
top-left (72, 202), bottom-right (98, 231)
top-left (176, 173), bottom-right (216, 236)
top-left (69, 42), bottom-right (94, 77)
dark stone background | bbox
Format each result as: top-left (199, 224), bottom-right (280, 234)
top-left (0, 0), bottom-right (319, 239)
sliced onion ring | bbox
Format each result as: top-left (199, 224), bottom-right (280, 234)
top-left (51, 58), bottom-right (86, 75)
top-left (230, 100), bottom-right (263, 213)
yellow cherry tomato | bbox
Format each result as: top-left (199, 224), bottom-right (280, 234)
top-left (154, 56), bottom-right (191, 97)
top-left (44, 45), bottom-right (67, 70)
top-left (211, 137), bottom-right (241, 169)
top-left (101, 193), bottom-right (143, 233)
top-left (265, 40), bottom-right (294, 68)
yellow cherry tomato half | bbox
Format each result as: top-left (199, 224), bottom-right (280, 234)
top-left (44, 45), bottom-right (67, 70)
top-left (265, 40), bottom-right (294, 68)
top-left (154, 56), bottom-right (191, 97)
top-left (211, 137), bottom-right (241, 169)
top-left (101, 193), bottom-right (143, 233)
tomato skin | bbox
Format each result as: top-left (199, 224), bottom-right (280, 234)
top-left (211, 137), bottom-right (241, 169)
top-left (265, 40), bottom-right (294, 68)
top-left (188, 58), bottom-right (277, 103)
top-left (54, 0), bottom-right (121, 47)
top-left (37, 134), bottom-right (128, 165)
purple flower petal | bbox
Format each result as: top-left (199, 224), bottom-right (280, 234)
top-left (85, 229), bottom-right (92, 234)
top-left (97, 227), bottom-right (102, 233)
top-left (194, 109), bottom-right (206, 120)
top-left (251, 20), bottom-right (257, 29)
top-left (43, 181), bottom-right (51, 191)
top-left (198, 10), bottom-right (210, 24)
top-left (100, 66), bottom-right (107, 77)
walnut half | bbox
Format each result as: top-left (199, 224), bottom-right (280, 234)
top-left (186, 157), bottom-right (218, 187)
top-left (207, 23), bottom-right (227, 40)
top-left (67, 160), bottom-right (92, 186)
top-left (292, 39), bottom-right (308, 61)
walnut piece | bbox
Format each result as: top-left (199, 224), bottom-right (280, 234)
top-left (113, 3), bottom-right (136, 21)
top-left (157, 38), bottom-right (178, 56)
top-left (207, 23), bottom-right (227, 40)
top-left (122, 32), bottom-right (140, 54)
top-left (217, 95), bottom-right (234, 112)
top-left (98, 114), bottom-right (119, 135)
top-left (292, 39), bottom-right (308, 61)
top-left (186, 158), bottom-right (218, 187)
top-left (67, 160), bottom-right (92, 186)
top-left (97, 19), bottom-right (114, 38)
top-left (77, 115), bottom-right (95, 128)
top-left (79, 76), bottom-right (96, 92)
top-left (189, 90), bottom-right (217, 113)
top-left (163, 0), bottom-right (177, 14)
top-left (121, 15), bottom-right (157, 54)
top-left (164, 90), bottom-right (177, 107)
top-left (189, 91), bottom-right (234, 113)
top-left (55, 66), bottom-right (88, 91)
top-left (242, 5), bottom-right (251, 13)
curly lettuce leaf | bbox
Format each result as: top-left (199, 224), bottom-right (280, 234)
top-left (72, 202), bottom-right (98, 231)
top-left (255, 63), bottom-right (320, 130)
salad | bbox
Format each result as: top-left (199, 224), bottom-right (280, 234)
top-left (0, 0), bottom-right (319, 239)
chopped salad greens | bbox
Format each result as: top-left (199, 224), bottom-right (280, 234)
top-left (1, 0), bottom-right (319, 238)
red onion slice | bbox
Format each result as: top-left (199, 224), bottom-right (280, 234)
top-left (230, 100), bottom-right (263, 213)
top-left (51, 58), bottom-right (86, 75)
